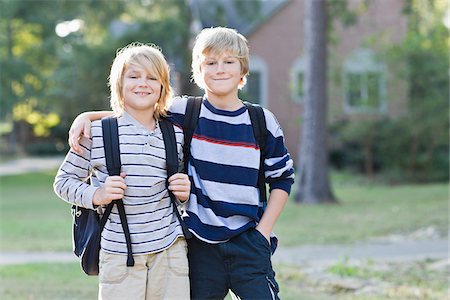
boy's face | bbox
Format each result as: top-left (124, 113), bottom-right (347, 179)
top-left (200, 51), bottom-right (242, 99)
top-left (122, 64), bottom-right (161, 115)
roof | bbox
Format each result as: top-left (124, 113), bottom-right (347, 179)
top-left (190, 0), bottom-right (289, 36)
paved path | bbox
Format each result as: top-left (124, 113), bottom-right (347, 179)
top-left (272, 238), bottom-right (448, 266)
top-left (1, 238), bottom-right (447, 266)
top-left (0, 156), bottom-right (64, 176)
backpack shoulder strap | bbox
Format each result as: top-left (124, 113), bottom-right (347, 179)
top-left (244, 102), bottom-right (268, 205)
top-left (101, 117), bottom-right (134, 267)
top-left (159, 118), bottom-right (178, 177)
top-left (182, 96), bottom-right (202, 172)
top-left (102, 117), bottom-right (121, 176)
top-left (160, 117), bottom-right (192, 239)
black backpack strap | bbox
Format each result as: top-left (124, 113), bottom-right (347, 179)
top-left (244, 102), bottom-right (268, 206)
top-left (101, 117), bottom-right (134, 267)
top-left (182, 96), bottom-right (203, 172)
top-left (160, 118), bottom-right (193, 240)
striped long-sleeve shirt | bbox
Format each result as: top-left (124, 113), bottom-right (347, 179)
top-left (169, 96), bottom-right (295, 243)
top-left (54, 112), bottom-right (184, 255)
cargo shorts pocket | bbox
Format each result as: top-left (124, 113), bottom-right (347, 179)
top-left (167, 238), bottom-right (189, 276)
top-left (99, 250), bottom-right (129, 284)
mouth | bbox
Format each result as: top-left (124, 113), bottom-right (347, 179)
top-left (134, 92), bottom-right (151, 96)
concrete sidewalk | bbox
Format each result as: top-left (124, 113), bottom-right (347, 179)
top-left (1, 238), bottom-right (447, 266)
top-left (272, 238), bottom-right (449, 266)
top-left (0, 156), bottom-right (64, 176)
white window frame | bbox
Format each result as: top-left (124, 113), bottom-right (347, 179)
top-left (290, 56), bottom-right (306, 103)
top-left (242, 56), bottom-right (268, 107)
top-left (343, 48), bottom-right (387, 114)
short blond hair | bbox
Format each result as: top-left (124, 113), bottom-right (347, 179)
top-left (191, 27), bottom-right (250, 90)
top-left (109, 42), bottom-right (172, 119)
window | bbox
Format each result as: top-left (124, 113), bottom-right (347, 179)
top-left (244, 71), bottom-right (261, 104)
top-left (291, 56), bottom-right (306, 103)
top-left (343, 49), bottom-right (386, 113)
top-left (240, 56), bottom-right (267, 106)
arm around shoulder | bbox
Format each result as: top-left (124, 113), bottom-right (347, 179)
top-left (69, 111), bottom-right (113, 153)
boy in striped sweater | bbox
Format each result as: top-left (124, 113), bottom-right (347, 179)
top-left (54, 43), bottom-right (191, 300)
top-left (68, 27), bottom-right (294, 300)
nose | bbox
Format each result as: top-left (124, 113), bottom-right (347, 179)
top-left (216, 62), bottom-right (225, 73)
top-left (137, 77), bottom-right (149, 86)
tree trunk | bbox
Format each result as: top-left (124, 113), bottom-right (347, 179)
top-left (363, 135), bottom-right (374, 179)
top-left (6, 15), bottom-right (18, 153)
top-left (295, 0), bottom-right (336, 204)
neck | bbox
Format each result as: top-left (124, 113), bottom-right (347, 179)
top-left (126, 110), bottom-right (157, 131)
top-left (205, 91), bottom-right (243, 111)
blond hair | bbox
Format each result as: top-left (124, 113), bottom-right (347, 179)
top-left (191, 27), bottom-right (250, 90)
top-left (109, 42), bottom-right (172, 119)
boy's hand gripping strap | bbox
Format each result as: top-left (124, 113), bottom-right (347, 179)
top-left (102, 117), bottom-right (134, 267)
top-left (160, 118), bottom-right (193, 239)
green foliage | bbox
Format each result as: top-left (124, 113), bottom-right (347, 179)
top-left (328, 256), bottom-right (359, 277)
top-left (329, 0), bottom-right (449, 183)
top-left (0, 0), bottom-right (193, 153)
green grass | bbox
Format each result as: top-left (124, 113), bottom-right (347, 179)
top-left (1, 171), bottom-right (447, 251)
top-left (0, 263), bottom-right (98, 299)
top-left (0, 171), bottom-right (73, 251)
top-left (0, 171), bottom-right (448, 299)
top-left (275, 182), bottom-right (448, 246)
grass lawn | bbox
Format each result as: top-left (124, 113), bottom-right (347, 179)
top-left (0, 171), bottom-right (447, 251)
top-left (0, 171), bottom-right (73, 251)
top-left (0, 263), bottom-right (98, 300)
top-left (0, 171), bottom-right (448, 299)
top-left (276, 181), bottom-right (448, 246)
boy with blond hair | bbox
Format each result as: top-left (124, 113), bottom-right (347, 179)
top-left (55, 43), bottom-right (191, 299)
top-left (69, 27), bottom-right (294, 299)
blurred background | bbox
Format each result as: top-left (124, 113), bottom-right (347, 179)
top-left (0, 0), bottom-right (448, 299)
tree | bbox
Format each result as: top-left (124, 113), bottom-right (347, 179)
top-left (382, 0), bottom-right (449, 181)
top-left (296, 0), bottom-right (336, 204)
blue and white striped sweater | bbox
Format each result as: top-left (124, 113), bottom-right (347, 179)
top-left (169, 96), bottom-right (295, 243)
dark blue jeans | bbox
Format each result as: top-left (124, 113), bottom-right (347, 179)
top-left (187, 228), bottom-right (280, 300)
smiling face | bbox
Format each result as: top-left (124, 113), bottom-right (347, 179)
top-left (200, 51), bottom-right (243, 101)
top-left (121, 63), bottom-right (162, 116)
top-left (109, 43), bottom-right (172, 119)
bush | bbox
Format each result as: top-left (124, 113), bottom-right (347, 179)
top-left (329, 118), bottom-right (449, 183)
top-left (25, 141), bottom-right (68, 156)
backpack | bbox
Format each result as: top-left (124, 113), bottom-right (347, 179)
top-left (182, 96), bottom-right (268, 206)
top-left (72, 116), bottom-right (191, 276)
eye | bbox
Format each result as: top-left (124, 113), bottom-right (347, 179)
top-left (206, 61), bottom-right (216, 66)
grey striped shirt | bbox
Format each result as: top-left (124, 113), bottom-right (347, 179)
top-left (54, 112), bottom-right (185, 255)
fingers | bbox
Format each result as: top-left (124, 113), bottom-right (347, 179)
top-left (168, 173), bottom-right (189, 183)
top-left (68, 116), bottom-right (92, 154)
top-left (105, 175), bottom-right (127, 191)
top-left (168, 173), bottom-right (191, 202)
top-left (83, 121), bottom-right (91, 139)
top-left (68, 128), bottom-right (81, 154)
top-left (92, 175), bottom-right (127, 206)
top-left (171, 190), bottom-right (190, 202)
